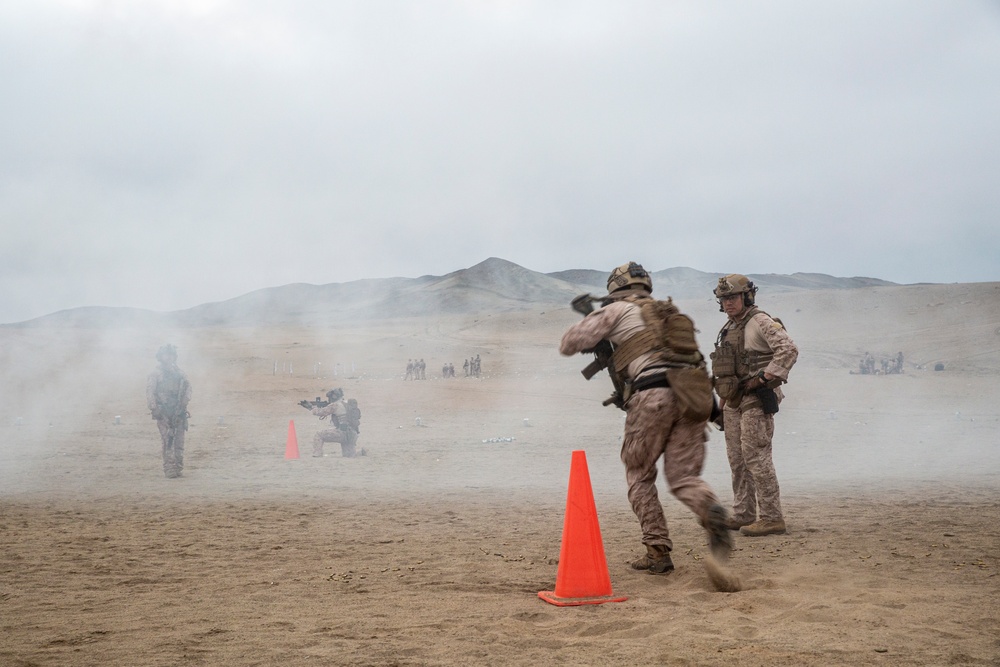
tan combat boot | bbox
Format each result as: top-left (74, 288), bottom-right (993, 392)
top-left (739, 519), bottom-right (786, 537)
top-left (630, 545), bottom-right (674, 574)
top-left (704, 504), bottom-right (734, 561)
top-left (725, 517), bottom-right (754, 531)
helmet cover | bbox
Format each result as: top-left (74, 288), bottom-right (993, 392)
top-left (714, 274), bottom-right (757, 304)
top-left (607, 262), bottom-right (653, 294)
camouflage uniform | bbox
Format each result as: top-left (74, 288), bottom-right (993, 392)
top-left (146, 346), bottom-right (191, 479)
top-left (311, 399), bottom-right (359, 458)
top-left (716, 307), bottom-right (798, 527)
top-left (560, 300), bottom-right (722, 553)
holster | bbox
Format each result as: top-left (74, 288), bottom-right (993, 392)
top-left (710, 397), bottom-right (723, 430)
top-left (754, 386), bottom-right (780, 415)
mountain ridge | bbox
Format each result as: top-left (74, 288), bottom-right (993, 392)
top-left (6, 257), bottom-right (902, 328)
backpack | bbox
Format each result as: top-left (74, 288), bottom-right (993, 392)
top-left (613, 297), bottom-right (704, 373)
top-left (345, 398), bottom-right (362, 431)
top-left (638, 298), bottom-right (702, 361)
top-left (611, 297), bottom-right (713, 420)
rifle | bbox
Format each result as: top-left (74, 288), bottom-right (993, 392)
top-left (298, 396), bottom-right (331, 410)
top-left (571, 294), bottom-right (625, 408)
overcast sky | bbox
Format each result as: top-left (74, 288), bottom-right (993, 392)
top-left (2, 1), bottom-right (999, 323)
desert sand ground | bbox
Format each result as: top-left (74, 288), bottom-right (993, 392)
top-left (2, 282), bottom-right (999, 666)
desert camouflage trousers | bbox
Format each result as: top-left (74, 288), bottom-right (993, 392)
top-left (313, 427), bottom-right (358, 458)
top-left (156, 419), bottom-right (185, 477)
top-left (723, 404), bottom-right (783, 522)
top-left (620, 387), bottom-right (720, 552)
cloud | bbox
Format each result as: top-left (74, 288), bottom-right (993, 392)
top-left (1, 1), bottom-right (998, 322)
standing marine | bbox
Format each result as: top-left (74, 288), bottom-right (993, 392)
top-left (309, 388), bottom-right (362, 458)
top-left (559, 262), bottom-right (735, 587)
top-left (146, 344), bottom-right (191, 479)
top-left (710, 274), bottom-right (798, 537)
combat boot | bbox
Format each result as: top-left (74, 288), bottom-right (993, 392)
top-left (630, 545), bottom-right (674, 574)
top-left (725, 517), bottom-right (754, 531)
top-left (704, 504), bottom-right (733, 561)
top-left (740, 519), bottom-right (786, 537)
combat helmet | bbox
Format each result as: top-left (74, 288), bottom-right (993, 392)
top-left (607, 262), bottom-right (652, 296)
top-left (714, 274), bottom-right (757, 308)
top-left (156, 344), bottom-right (178, 363)
top-left (326, 388), bottom-right (344, 402)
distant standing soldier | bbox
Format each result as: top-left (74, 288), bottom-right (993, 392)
top-left (309, 388), bottom-right (362, 458)
top-left (711, 275), bottom-right (798, 537)
top-left (463, 359), bottom-right (470, 377)
top-left (405, 359), bottom-right (414, 380)
top-left (418, 358), bottom-right (426, 380)
top-left (146, 344), bottom-right (191, 479)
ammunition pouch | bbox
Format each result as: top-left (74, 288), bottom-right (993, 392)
top-left (667, 367), bottom-right (714, 421)
top-left (628, 367), bottom-right (714, 422)
top-left (710, 344), bottom-right (741, 402)
top-left (713, 375), bottom-right (742, 403)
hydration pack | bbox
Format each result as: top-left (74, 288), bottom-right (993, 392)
top-left (345, 398), bottom-right (362, 431)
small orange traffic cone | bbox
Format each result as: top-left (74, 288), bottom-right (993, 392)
top-left (285, 420), bottom-right (300, 459)
top-left (538, 450), bottom-right (627, 606)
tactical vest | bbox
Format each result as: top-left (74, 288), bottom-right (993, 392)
top-left (610, 295), bottom-right (705, 379)
top-left (603, 295), bottom-right (713, 419)
top-left (710, 306), bottom-right (776, 402)
top-left (156, 368), bottom-right (188, 419)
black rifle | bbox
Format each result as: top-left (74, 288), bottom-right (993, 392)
top-left (571, 294), bottom-right (625, 408)
top-left (298, 396), bottom-right (331, 410)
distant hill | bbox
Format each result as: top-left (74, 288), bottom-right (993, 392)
top-left (550, 265), bottom-right (894, 299)
top-left (6, 257), bottom-right (899, 328)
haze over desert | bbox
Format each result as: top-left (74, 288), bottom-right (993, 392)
top-left (2, 261), bottom-right (999, 666)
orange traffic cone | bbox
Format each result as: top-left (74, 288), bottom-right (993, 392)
top-left (285, 420), bottom-right (300, 459)
top-left (538, 450), bottom-right (627, 606)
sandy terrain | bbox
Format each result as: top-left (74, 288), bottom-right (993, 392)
top-left (2, 282), bottom-right (999, 666)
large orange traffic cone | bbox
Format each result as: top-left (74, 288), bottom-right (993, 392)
top-left (538, 450), bottom-right (627, 606)
top-left (285, 420), bottom-right (300, 459)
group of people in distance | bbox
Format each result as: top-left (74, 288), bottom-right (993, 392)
top-left (403, 357), bottom-right (481, 379)
top-left (858, 351), bottom-right (904, 375)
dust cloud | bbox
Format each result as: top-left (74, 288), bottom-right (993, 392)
top-left (2, 280), bottom-right (998, 500)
